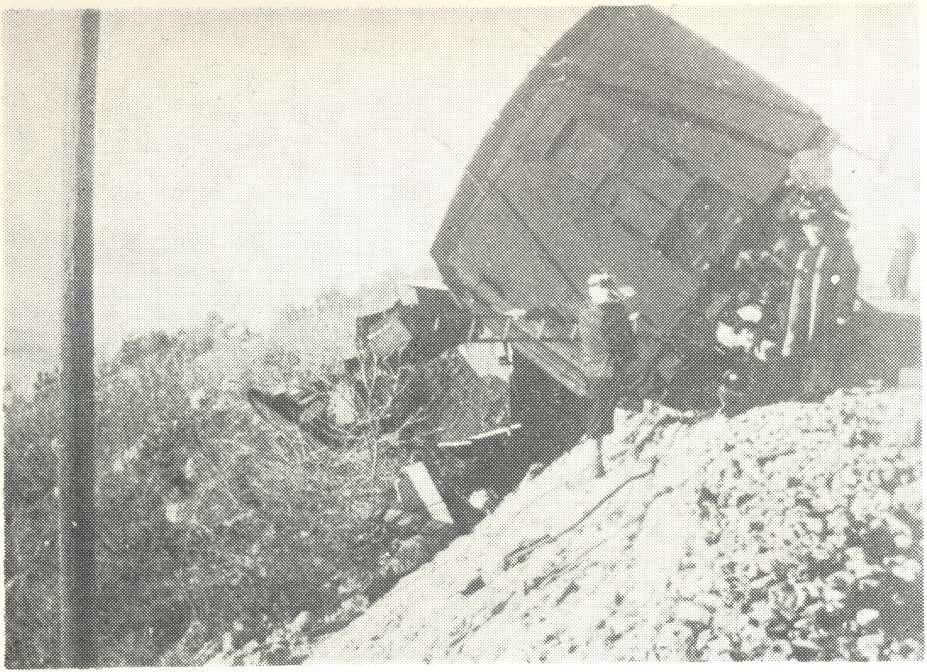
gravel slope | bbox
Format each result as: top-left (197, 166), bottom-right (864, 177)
top-left (303, 385), bottom-right (922, 662)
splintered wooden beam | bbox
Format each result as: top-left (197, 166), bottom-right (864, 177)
top-left (59, 9), bottom-right (100, 668)
top-left (400, 462), bottom-right (455, 525)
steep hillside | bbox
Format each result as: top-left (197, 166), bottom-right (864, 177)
top-left (4, 301), bottom-right (450, 667)
top-left (300, 385), bottom-right (922, 663)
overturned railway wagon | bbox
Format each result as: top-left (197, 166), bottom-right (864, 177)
top-left (431, 6), bottom-right (838, 401)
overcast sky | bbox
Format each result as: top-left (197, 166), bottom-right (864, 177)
top-left (2, 5), bottom-right (919, 384)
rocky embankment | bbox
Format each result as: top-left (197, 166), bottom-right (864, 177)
top-left (299, 385), bottom-right (922, 662)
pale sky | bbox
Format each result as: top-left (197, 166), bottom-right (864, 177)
top-left (2, 5), bottom-right (919, 385)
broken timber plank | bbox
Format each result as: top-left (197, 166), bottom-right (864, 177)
top-left (400, 462), bottom-right (455, 525)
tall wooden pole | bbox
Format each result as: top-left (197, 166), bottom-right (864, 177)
top-left (59, 9), bottom-right (100, 668)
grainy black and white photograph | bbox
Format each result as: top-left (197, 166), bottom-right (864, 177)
top-left (2, 2), bottom-right (922, 667)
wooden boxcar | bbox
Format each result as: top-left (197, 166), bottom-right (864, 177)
top-left (431, 6), bottom-right (836, 401)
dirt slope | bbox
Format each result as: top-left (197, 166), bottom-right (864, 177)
top-left (304, 386), bottom-right (922, 662)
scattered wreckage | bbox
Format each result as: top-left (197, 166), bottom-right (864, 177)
top-left (431, 5), bottom-right (918, 411)
top-left (250, 6), bottom-right (919, 524)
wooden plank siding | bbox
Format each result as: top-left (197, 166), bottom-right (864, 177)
top-left (431, 6), bottom-right (832, 397)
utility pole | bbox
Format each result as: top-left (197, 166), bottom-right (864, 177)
top-left (59, 9), bottom-right (100, 667)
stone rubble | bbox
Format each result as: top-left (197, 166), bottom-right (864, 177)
top-left (299, 387), bottom-right (922, 662)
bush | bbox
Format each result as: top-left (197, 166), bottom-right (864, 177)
top-left (4, 305), bottom-right (428, 667)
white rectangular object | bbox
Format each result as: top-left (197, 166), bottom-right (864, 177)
top-left (401, 462), bottom-right (455, 525)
